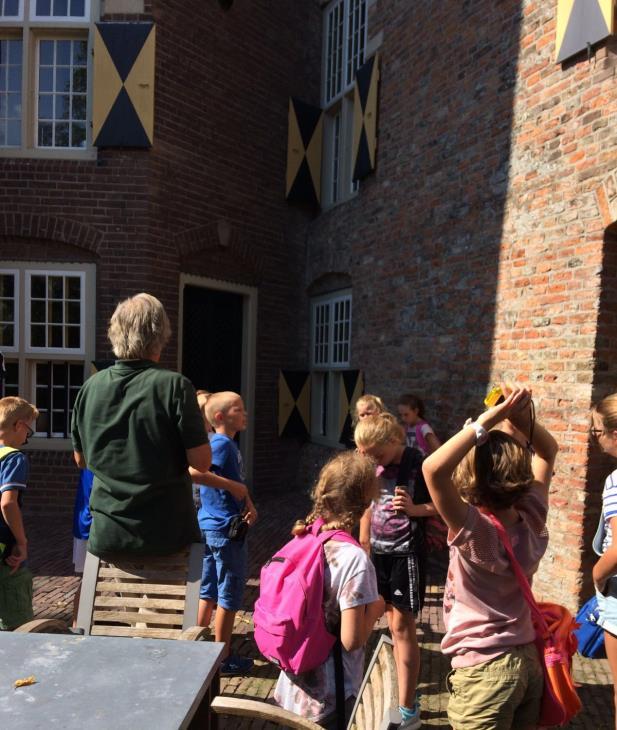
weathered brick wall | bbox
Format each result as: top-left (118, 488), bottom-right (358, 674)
top-left (491, 5), bottom-right (617, 606)
top-left (0, 1), bottom-right (321, 517)
top-left (295, 1), bottom-right (617, 608)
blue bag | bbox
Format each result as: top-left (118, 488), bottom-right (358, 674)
top-left (574, 596), bottom-right (605, 658)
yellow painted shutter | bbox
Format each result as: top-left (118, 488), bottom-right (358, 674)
top-left (285, 98), bottom-right (323, 206)
top-left (278, 370), bottom-right (311, 439)
top-left (555, 0), bottom-right (615, 63)
top-left (352, 54), bottom-right (380, 182)
top-left (338, 370), bottom-right (364, 445)
top-left (93, 22), bottom-right (156, 147)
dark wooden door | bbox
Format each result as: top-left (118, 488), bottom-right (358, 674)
top-left (182, 285), bottom-right (243, 394)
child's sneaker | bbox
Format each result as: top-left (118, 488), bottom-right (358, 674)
top-left (398, 702), bottom-right (421, 730)
top-left (220, 655), bottom-right (253, 676)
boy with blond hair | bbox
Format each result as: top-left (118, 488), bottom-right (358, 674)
top-left (190, 391), bottom-right (257, 675)
top-left (0, 396), bottom-right (39, 630)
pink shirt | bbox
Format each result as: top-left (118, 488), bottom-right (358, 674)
top-left (442, 491), bottom-right (548, 668)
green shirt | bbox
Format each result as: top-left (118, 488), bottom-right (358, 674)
top-left (71, 359), bottom-right (207, 556)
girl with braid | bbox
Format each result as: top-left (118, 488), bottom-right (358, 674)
top-left (273, 451), bottom-right (385, 727)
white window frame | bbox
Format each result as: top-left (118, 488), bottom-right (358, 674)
top-left (25, 269), bottom-right (86, 354)
top-left (1, 261), bottom-right (95, 449)
top-left (310, 289), bottom-right (352, 445)
top-left (0, 267), bottom-right (20, 352)
top-left (321, 0), bottom-right (367, 208)
top-left (0, 0), bottom-right (99, 159)
top-left (30, 0), bottom-right (91, 22)
top-left (0, 1), bottom-right (24, 21)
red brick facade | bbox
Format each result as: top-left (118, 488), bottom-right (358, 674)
top-left (294, 1), bottom-right (617, 608)
top-left (2, 1), bottom-right (616, 608)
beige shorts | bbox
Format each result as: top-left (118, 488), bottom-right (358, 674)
top-left (447, 643), bottom-right (543, 730)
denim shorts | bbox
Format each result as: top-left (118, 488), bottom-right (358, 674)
top-left (200, 529), bottom-right (248, 611)
top-left (597, 577), bottom-right (617, 638)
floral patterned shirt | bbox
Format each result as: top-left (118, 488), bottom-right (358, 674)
top-left (273, 540), bottom-right (379, 721)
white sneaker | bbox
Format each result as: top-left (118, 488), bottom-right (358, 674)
top-left (398, 703), bottom-right (421, 730)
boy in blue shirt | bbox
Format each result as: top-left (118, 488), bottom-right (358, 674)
top-left (0, 396), bottom-right (39, 630)
top-left (190, 391), bottom-right (257, 675)
top-left (71, 467), bottom-right (94, 625)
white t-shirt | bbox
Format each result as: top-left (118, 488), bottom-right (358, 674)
top-left (273, 540), bottom-right (379, 721)
top-left (602, 468), bottom-right (617, 554)
top-left (404, 421), bottom-right (434, 454)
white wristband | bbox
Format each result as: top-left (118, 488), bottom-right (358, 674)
top-left (467, 421), bottom-right (489, 446)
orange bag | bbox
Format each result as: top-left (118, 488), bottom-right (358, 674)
top-left (489, 515), bottom-right (582, 727)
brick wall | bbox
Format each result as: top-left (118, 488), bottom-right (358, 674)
top-left (1, 1), bottom-right (322, 518)
top-left (293, 1), bottom-right (617, 609)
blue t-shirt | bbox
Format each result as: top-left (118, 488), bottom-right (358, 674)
top-left (197, 434), bottom-right (245, 532)
top-left (72, 468), bottom-right (94, 540)
top-left (0, 447), bottom-right (29, 556)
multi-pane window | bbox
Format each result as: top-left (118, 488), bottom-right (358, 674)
top-left (0, 269), bottom-right (18, 348)
top-left (0, 0), bottom-right (93, 154)
top-left (32, 0), bottom-right (88, 19)
top-left (37, 38), bottom-right (87, 148)
top-left (27, 271), bottom-right (83, 350)
top-left (322, 0), bottom-right (367, 207)
top-left (34, 361), bottom-right (83, 436)
top-left (0, 1), bottom-right (21, 18)
top-left (0, 263), bottom-right (94, 442)
top-left (310, 291), bottom-right (352, 444)
top-left (0, 39), bottom-right (22, 146)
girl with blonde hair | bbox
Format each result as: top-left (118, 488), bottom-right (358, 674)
top-left (274, 451), bottom-right (385, 727)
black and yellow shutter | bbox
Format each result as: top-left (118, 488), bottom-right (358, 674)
top-left (338, 370), bottom-right (364, 446)
top-left (278, 370), bottom-right (311, 439)
top-left (286, 98), bottom-right (323, 206)
top-left (352, 53), bottom-right (380, 182)
top-left (93, 23), bottom-right (156, 147)
top-left (555, 0), bottom-right (615, 63)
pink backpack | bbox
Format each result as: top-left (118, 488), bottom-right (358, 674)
top-left (253, 517), bottom-right (359, 675)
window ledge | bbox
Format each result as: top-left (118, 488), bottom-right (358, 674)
top-left (321, 187), bottom-right (360, 213)
top-left (22, 438), bottom-right (74, 453)
top-left (0, 148), bottom-right (97, 161)
top-left (310, 435), bottom-right (346, 450)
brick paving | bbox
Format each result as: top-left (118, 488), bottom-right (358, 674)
top-left (28, 492), bottom-right (614, 729)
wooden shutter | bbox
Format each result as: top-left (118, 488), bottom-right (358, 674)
top-left (555, 0), bottom-right (615, 63)
top-left (278, 370), bottom-right (311, 439)
top-left (285, 98), bottom-right (323, 206)
top-left (93, 22), bottom-right (156, 148)
top-left (338, 370), bottom-right (364, 446)
top-left (352, 54), bottom-right (380, 182)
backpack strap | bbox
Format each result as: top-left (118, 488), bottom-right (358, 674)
top-left (487, 513), bottom-right (550, 637)
top-left (0, 446), bottom-right (18, 462)
top-left (333, 635), bottom-right (346, 730)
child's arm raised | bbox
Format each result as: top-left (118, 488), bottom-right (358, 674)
top-left (340, 595), bottom-right (385, 652)
top-left (422, 387), bottom-right (531, 533)
top-left (189, 467), bottom-right (248, 502)
top-left (501, 385), bottom-right (558, 502)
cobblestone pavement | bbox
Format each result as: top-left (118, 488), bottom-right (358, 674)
top-left (29, 491), bottom-right (613, 729)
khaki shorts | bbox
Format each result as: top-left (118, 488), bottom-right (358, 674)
top-left (0, 562), bottom-right (33, 631)
top-left (447, 643), bottom-right (543, 730)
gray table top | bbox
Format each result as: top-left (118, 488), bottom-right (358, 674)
top-left (0, 632), bottom-right (225, 729)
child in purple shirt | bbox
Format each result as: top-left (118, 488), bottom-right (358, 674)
top-left (422, 385), bottom-right (558, 730)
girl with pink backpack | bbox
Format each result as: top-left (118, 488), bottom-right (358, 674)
top-left (269, 451), bottom-right (385, 728)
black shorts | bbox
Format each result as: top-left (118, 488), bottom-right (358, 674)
top-left (372, 551), bottom-right (426, 615)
